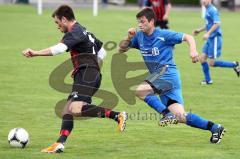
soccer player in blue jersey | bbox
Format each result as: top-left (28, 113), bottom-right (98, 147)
top-left (119, 8), bottom-right (225, 143)
top-left (193, 0), bottom-right (240, 85)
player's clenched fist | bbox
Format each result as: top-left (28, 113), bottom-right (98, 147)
top-left (127, 28), bottom-right (136, 39)
top-left (22, 48), bottom-right (36, 58)
top-left (190, 52), bottom-right (199, 63)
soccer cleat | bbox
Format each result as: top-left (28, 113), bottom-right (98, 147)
top-left (210, 125), bottom-right (226, 144)
top-left (201, 80), bottom-right (213, 85)
top-left (117, 111), bottom-right (128, 132)
top-left (233, 61), bottom-right (240, 77)
top-left (41, 142), bottom-right (64, 153)
top-left (159, 112), bottom-right (179, 127)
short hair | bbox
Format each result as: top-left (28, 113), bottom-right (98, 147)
top-left (52, 5), bottom-right (75, 21)
top-left (136, 8), bottom-right (156, 22)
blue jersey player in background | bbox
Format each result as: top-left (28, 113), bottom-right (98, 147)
top-left (193, 0), bottom-right (240, 85)
top-left (119, 8), bottom-right (225, 143)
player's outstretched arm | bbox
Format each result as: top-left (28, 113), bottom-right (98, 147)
top-left (118, 28), bottom-right (136, 53)
top-left (193, 26), bottom-right (205, 36)
top-left (22, 48), bottom-right (52, 58)
top-left (183, 34), bottom-right (199, 63)
top-left (22, 43), bottom-right (68, 58)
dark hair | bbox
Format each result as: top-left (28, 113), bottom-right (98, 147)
top-left (52, 5), bottom-right (75, 21)
top-left (136, 8), bottom-right (156, 22)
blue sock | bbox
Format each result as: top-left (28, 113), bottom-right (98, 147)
top-left (201, 62), bottom-right (211, 82)
top-left (144, 94), bottom-right (167, 114)
top-left (186, 113), bottom-right (220, 133)
top-left (214, 61), bottom-right (237, 68)
top-left (186, 113), bottom-right (209, 130)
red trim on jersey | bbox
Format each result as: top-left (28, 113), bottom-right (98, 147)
top-left (60, 130), bottom-right (70, 136)
top-left (105, 109), bottom-right (112, 118)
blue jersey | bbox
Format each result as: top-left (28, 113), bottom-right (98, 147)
top-left (205, 4), bottom-right (222, 38)
top-left (129, 28), bottom-right (184, 73)
top-left (129, 28), bottom-right (184, 91)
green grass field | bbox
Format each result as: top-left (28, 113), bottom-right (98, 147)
top-left (0, 4), bottom-right (240, 159)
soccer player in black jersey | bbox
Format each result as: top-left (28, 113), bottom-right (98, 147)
top-left (22, 5), bottom-right (127, 153)
top-left (145, 0), bottom-right (171, 29)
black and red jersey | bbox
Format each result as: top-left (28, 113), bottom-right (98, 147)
top-left (61, 22), bottom-right (103, 76)
top-left (146, 0), bottom-right (170, 21)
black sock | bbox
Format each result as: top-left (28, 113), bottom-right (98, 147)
top-left (81, 104), bottom-right (119, 121)
top-left (57, 136), bottom-right (68, 144)
top-left (207, 121), bottom-right (215, 131)
top-left (57, 114), bottom-right (74, 143)
top-left (106, 109), bottom-right (119, 121)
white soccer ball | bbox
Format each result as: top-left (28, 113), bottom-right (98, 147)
top-left (8, 128), bottom-right (29, 148)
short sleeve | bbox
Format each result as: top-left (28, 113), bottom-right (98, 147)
top-left (211, 8), bottom-right (221, 24)
top-left (163, 30), bottom-right (184, 45)
top-left (129, 34), bottom-right (139, 49)
top-left (62, 30), bottom-right (87, 50)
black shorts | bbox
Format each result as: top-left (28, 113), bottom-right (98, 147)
top-left (68, 67), bottom-right (102, 104)
top-left (155, 20), bottom-right (169, 29)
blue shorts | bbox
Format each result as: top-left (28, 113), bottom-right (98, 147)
top-left (202, 36), bottom-right (222, 59)
top-left (160, 68), bottom-right (184, 105)
top-left (145, 66), bottom-right (184, 106)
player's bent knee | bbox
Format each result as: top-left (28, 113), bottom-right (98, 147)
top-left (69, 101), bottom-right (85, 115)
top-left (209, 60), bottom-right (215, 67)
top-left (199, 54), bottom-right (207, 63)
top-left (135, 83), bottom-right (153, 100)
top-left (135, 89), bottom-right (148, 100)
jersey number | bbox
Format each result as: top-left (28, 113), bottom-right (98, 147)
top-left (88, 34), bottom-right (96, 54)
